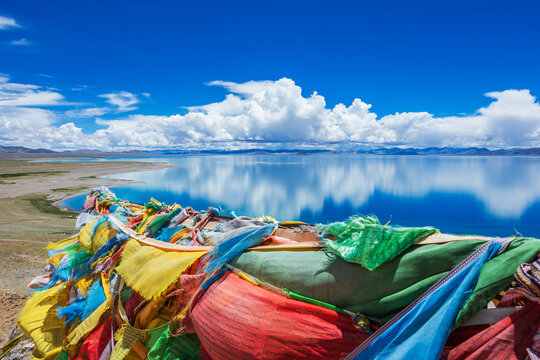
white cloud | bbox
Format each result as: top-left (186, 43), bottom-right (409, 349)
top-left (65, 107), bottom-right (109, 118)
top-left (0, 15), bottom-right (19, 30)
top-left (0, 75), bottom-right (65, 106)
top-left (0, 106), bottom-right (55, 131)
top-left (0, 76), bottom-right (81, 149)
top-left (35, 122), bottom-right (88, 149)
top-left (66, 90), bottom-right (143, 118)
top-left (99, 91), bottom-right (139, 112)
top-left (10, 38), bottom-right (30, 46)
top-left (380, 89), bottom-right (540, 148)
top-left (0, 106), bottom-right (57, 147)
top-left (90, 78), bottom-right (540, 150)
top-left (2, 77), bottom-right (540, 151)
top-left (71, 85), bottom-right (89, 91)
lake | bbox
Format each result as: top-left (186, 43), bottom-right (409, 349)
top-left (60, 154), bottom-right (540, 238)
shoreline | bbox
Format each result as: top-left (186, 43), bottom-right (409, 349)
top-left (51, 177), bottom-right (156, 213)
top-left (1, 157), bottom-right (176, 208)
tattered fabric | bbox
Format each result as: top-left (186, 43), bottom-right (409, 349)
top-left (321, 215), bottom-right (437, 271)
top-left (232, 237), bottom-right (540, 323)
top-left (115, 239), bottom-right (207, 300)
top-left (444, 302), bottom-right (540, 360)
top-left (349, 241), bottom-right (502, 360)
top-left (18, 283), bottom-right (68, 359)
top-left (147, 330), bottom-right (201, 360)
top-left (190, 271), bottom-right (367, 360)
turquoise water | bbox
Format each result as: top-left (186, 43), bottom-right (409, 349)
top-left (60, 154), bottom-right (540, 237)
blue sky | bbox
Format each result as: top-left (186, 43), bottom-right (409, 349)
top-left (1, 0), bottom-right (540, 150)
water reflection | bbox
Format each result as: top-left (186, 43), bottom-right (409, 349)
top-left (63, 155), bottom-right (540, 237)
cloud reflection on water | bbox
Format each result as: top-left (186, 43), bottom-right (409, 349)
top-left (104, 155), bottom-right (540, 221)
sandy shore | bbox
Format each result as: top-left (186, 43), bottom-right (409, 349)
top-left (0, 155), bottom-right (174, 340)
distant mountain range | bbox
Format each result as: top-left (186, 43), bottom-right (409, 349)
top-left (0, 145), bottom-right (57, 154)
top-left (2, 144), bottom-right (540, 156)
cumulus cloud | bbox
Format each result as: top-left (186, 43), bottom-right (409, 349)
top-left (2, 76), bottom-right (540, 151)
top-left (0, 15), bottom-right (19, 30)
top-left (0, 106), bottom-right (55, 135)
top-left (380, 90), bottom-right (540, 148)
top-left (98, 91), bottom-right (139, 112)
top-left (0, 105), bottom-right (67, 149)
top-left (0, 76), bottom-right (82, 148)
top-left (90, 78), bottom-right (540, 150)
